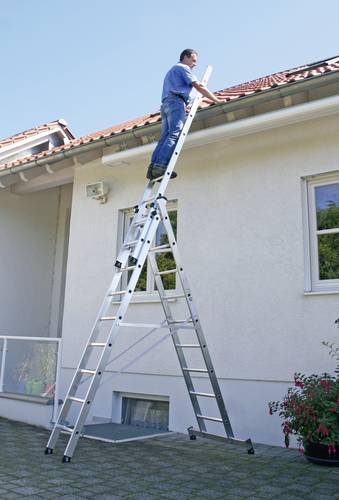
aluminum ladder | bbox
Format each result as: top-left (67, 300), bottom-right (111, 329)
top-left (45, 66), bottom-right (254, 462)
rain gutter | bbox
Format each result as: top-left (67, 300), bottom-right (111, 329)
top-left (1, 70), bottom-right (339, 180)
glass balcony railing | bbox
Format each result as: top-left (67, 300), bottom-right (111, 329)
top-left (0, 336), bottom-right (61, 422)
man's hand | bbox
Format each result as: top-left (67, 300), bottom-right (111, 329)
top-left (213, 97), bottom-right (227, 104)
top-left (192, 81), bottom-right (226, 104)
top-left (204, 96), bottom-right (227, 105)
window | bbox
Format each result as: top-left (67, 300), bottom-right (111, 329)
top-left (120, 202), bottom-right (178, 297)
top-left (121, 397), bottom-right (169, 431)
top-left (303, 173), bottom-right (339, 292)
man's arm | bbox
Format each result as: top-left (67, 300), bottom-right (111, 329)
top-left (192, 81), bottom-right (225, 104)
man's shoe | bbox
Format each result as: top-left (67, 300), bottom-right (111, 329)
top-left (152, 164), bottom-right (178, 182)
top-left (146, 163), bottom-right (154, 180)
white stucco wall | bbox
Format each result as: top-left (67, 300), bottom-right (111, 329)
top-left (0, 184), bottom-right (73, 427)
top-left (0, 184), bottom-right (73, 337)
top-left (59, 112), bottom-right (339, 447)
top-left (0, 188), bottom-right (59, 337)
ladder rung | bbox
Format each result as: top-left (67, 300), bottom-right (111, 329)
top-left (155, 268), bottom-right (177, 276)
top-left (168, 319), bottom-right (193, 324)
top-left (182, 368), bottom-right (208, 373)
top-left (100, 316), bottom-right (117, 321)
top-left (120, 322), bottom-right (164, 329)
top-left (56, 424), bottom-right (73, 433)
top-left (149, 244), bottom-right (171, 252)
top-left (89, 342), bottom-right (106, 347)
top-left (123, 239), bottom-right (139, 248)
top-left (109, 290), bottom-right (127, 297)
top-left (196, 415), bottom-right (223, 423)
top-left (120, 265), bottom-right (136, 272)
top-left (68, 396), bottom-right (86, 403)
top-left (190, 391), bottom-right (216, 398)
top-left (161, 293), bottom-right (185, 300)
top-left (79, 369), bottom-right (96, 375)
top-left (133, 218), bottom-right (148, 227)
top-left (175, 344), bottom-right (201, 348)
top-left (141, 196), bottom-right (156, 204)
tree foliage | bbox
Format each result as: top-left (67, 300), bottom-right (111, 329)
top-left (317, 202), bottom-right (339, 280)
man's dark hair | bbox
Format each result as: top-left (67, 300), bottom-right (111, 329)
top-left (180, 49), bottom-right (198, 62)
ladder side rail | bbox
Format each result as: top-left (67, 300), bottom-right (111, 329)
top-left (130, 66), bottom-right (213, 263)
top-left (61, 214), bottom-right (163, 459)
top-left (47, 268), bottom-right (130, 450)
top-left (114, 203), bottom-right (152, 267)
top-left (147, 250), bottom-right (206, 433)
top-left (115, 178), bottom-right (158, 268)
top-left (153, 66), bottom-right (213, 200)
top-left (157, 198), bottom-right (234, 438)
top-left (124, 209), bottom-right (157, 265)
top-left (47, 229), bottom-right (142, 451)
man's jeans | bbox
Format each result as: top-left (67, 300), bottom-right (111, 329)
top-left (151, 95), bottom-right (186, 167)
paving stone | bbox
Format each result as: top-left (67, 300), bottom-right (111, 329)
top-left (0, 417), bottom-right (338, 499)
top-left (12, 486), bottom-right (43, 495)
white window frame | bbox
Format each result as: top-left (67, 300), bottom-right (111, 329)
top-left (118, 201), bottom-right (179, 302)
top-left (302, 171), bottom-right (339, 293)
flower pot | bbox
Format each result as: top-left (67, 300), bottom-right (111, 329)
top-left (31, 380), bottom-right (44, 396)
top-left (25, 379), bottom-right (34, 395)
top-left (304, 441), bottom-right (339, 466)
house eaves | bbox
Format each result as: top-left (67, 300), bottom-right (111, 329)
top-left (103, 93), bottom-right (339, 168)
top-left (1, 59), bottom-right (339, 188)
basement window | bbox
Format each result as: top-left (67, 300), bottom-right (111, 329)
top-left (121, 397), bottom-right (169, 431)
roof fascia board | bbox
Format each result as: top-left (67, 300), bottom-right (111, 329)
top-left (0, 126), bottom-right (67, 156)
top-left (103, 93), bottom-right (339, 167)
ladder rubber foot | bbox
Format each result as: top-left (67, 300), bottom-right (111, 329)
top-left (129, 257), bottom-right (137, 265)
top-left (62, 455), bottom-right (71, 463)
top-left (248, 447), bottom-right (255, 455)
top-left (44, 447), bottom-right (53, 455)
top-left (189, 435), bottom-right (197, 440)
top-left (114, 260), bottom-right (122, 269)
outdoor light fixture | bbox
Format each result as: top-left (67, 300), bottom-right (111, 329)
top-left (85, 181), bottom-right (109, 204)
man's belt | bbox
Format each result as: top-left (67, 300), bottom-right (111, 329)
top-left (170, 92), bottom-right (186, 102)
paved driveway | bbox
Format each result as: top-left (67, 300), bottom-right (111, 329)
top-left (0, 418), bottom-right (338, 499)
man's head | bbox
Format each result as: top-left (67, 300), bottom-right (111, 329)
top-left (180, 49), bottom-right (198, 69)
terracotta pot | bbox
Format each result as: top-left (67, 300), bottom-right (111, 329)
top-left (304, 441), bottom-right (339, 466)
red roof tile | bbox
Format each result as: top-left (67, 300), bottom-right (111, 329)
top-left (1, 56), bottom-right (339, 173)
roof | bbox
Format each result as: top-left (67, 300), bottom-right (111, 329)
top-left (0, 119), bottom-right (75, 152)
top-left (1, 55), bottom-right (339, 174)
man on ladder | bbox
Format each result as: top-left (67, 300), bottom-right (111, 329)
top-left (45, 54), bottom-right (254, 462)
top-left (147, 48), bottom-right (225, 181)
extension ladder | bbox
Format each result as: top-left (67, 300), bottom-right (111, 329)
top-left (45, 66), bottom-right (254, 462)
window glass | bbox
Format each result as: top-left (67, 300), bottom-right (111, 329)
top-left (155, 211), bottom-right (177, 290)
top-left (318, 233), bottom-right (339, 280)
top-left (315, 183), bottom-right (339, 230)
top-left (124, 206), bottom-right (177, 293)
top-left (121, 397), bottom-right (169, 430)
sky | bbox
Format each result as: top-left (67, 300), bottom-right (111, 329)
top-left (1, 0), bottom-right (339, 140)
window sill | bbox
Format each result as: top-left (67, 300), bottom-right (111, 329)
top-left (304, 290), bottom-right (339, 296)
top-left (0, 392), bottom-right (54, 405)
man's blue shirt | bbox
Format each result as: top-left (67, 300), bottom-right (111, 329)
top-left (161, 63), bottom-right (197, 104)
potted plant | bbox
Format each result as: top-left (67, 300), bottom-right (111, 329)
top-left (268, 319), bottom-right (339, 466)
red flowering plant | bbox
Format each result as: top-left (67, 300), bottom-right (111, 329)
top-left (268, 319), bottom-right (339, 455)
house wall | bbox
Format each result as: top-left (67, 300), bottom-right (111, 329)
top-left (0, 184), bottom-right (72, 337)
top-left (59, 112), bottom-right (339, 446)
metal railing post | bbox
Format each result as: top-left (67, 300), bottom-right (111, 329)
top-left (0, 338), bottom-right (8, 393)
top-left (52, 339), bottom-right (62, 423)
